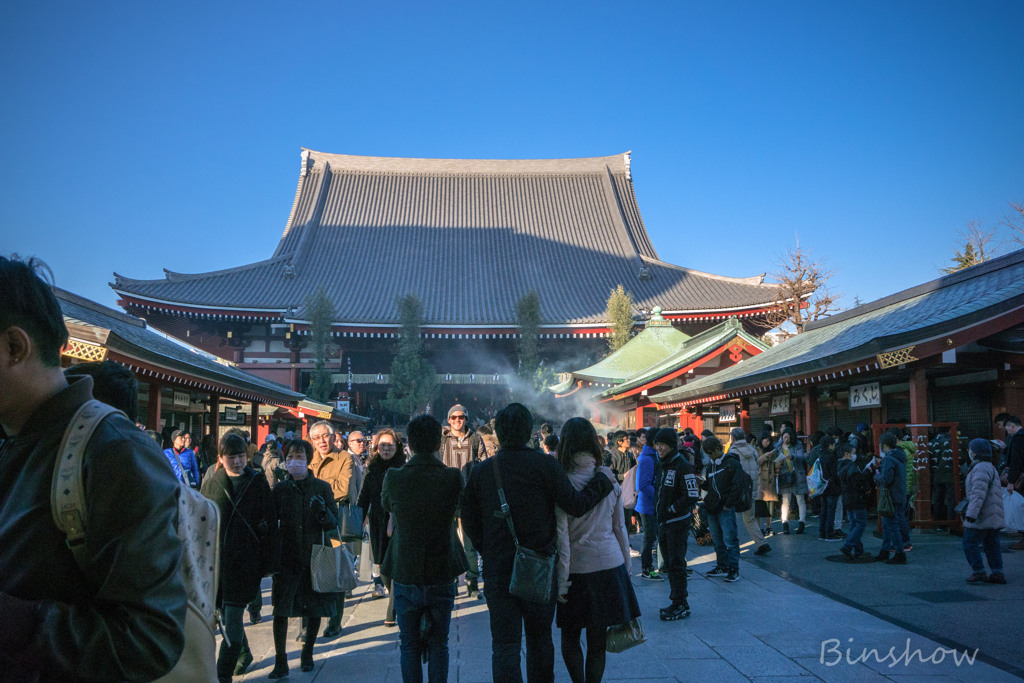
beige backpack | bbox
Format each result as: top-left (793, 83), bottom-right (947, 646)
top-left (51, 399), bottom-right (221, 682)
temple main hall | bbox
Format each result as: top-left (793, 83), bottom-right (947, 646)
top-left (113, 149), bottom-right (780, 421)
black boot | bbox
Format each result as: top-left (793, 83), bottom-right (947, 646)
top-left (268, 617), bottom-right (289, 679)
top-left (796, 521), bottom-right (805, 534)
top-left (301, 617), bottom-right (320, 671)
top-left (467, 578), bottom-right (478, 597)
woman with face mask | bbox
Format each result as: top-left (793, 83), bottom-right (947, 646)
top-left (268, 439), bottom-right (341, 679)
top-left (200, 432), bottom-right (277, 683)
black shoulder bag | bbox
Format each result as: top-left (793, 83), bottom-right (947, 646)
top-left (493, 458), bottom-right (557, 604)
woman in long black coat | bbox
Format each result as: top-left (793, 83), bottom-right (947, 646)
top-left (200, 432), bottom-right (276, 683)
top-left (269, 439), bottom-right (340, 679)
top-left (357, 428), bottom-right (406, 625)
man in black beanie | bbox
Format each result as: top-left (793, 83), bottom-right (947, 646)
top-left (652, 428), bottom-right (699, 621)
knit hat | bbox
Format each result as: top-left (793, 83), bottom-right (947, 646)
top-left (856, 422), bottom-right (869, 433)
top-left (968, 438), bottom-right (992, 460)
top-left (170, 429), bottom-right (183, 442)
top-left (448, 404), bottom-right (468, 418)
top-left (653, 428), bottom-right (678, 449)
top-left (264, 434), bottom-right (277, 443)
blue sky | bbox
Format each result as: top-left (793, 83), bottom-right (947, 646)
top-left (2, 1), bottom-right (1022, 313)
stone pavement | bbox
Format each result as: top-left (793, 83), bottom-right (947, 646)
top-left (233, 525), bottom-right (1022, 682)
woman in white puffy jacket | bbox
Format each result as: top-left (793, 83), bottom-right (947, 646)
top-left (961, 438), bottom-right (1005, 585)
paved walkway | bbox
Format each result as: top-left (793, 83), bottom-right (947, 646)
top-left (234, 525), bottom-right (1022, 682)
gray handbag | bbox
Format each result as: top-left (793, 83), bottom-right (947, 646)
top-left (310, 527), bottom-right (358, 593)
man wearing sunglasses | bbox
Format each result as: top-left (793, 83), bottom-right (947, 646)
top-left (442, 404), bottom-right (487, 598)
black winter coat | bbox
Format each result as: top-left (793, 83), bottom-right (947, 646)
top-left (200, 466), bottom-right (277, 606)
top-left (357, 454), bottom-right (406, 564)
top-left (272, 472), bottom-right (339, 617)
top-left (819, 448), bottom-right (842, 497)
top-left (702, 453), bottom-right (744, 514)
top-left (656, 449), bottom-right (699, 525)
top-left (838, 458), bottom-right (870, 510)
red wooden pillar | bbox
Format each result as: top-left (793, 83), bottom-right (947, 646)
top-left (147, 381), bottom-right (163, 431)
top-left (209, 394), bottom-right (220, 439)
top-left (635, 404), bottom-right (645, 431)
top-left (739, 397), bottom-right (751, 435)
top-left (804, 387), bottom-right (818, 433)
top-left (908, 368), bottom-right (931, 523)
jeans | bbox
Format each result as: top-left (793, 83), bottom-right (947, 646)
top-left (484, 572), bottom-right (557, 683)
top-left (834, 498), bottom-right (844, 530)
top-left (640, 512), bottom-right (658, 571)
top-left (820, 495), bottom-right (839, 538)
top-left (778, 492), bottom-right (807, 523)
top-left (393, 581), bottom-right (456, 683)
top-left (880, 501), bottom-right (905, 552)
top-left (707, 508), bottom-right (740, 570)
top-left (843, 508), bottom-right (867, 554)
top-left (658, 520), bottom-right (689, 603)
top-left (962, 528), bottom-right (1003, 575)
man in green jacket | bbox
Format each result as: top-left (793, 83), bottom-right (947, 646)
top-left (382, 414), bottom-right (468, 682)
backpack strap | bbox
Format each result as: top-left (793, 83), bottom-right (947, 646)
top-left (51, 399), bottom-right (122, 561)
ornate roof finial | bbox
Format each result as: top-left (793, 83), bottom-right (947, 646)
top-left (646, 305), bottom-right (671, 327)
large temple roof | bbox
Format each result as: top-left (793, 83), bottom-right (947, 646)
top-left (113, 149), bottom-right (779, 327)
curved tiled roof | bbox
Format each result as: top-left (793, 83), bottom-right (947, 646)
top-left (113, 150), bottom-right (778, 326)
top-left (653, 249), bottom-right (1024, 405)
top-left (56, 289), bottom-right (304, 405)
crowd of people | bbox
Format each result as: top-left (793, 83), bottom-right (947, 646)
top-left (1, 253), bottom-right (1021, 683)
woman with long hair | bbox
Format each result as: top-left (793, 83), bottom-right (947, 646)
top-left (773, 428), bottom-right (808, 534)
top-left (755, 432), bottom-right (778, 535)
top-left (200, 432), bottom-right (276, 683)
top-left (268, 439), bottom-right (340, 679)
top-left (357, 428), bottom-right (407, 626)
top-left (555, 417), bottom-right (640, 683)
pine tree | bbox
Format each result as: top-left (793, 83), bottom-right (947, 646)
top-left (385, 294), bottom-right (438, 419)
top-left (606, 284), bottom-right (635, 352)
top-left (515, 291), bottom-right (542, 381)
top-left (305, 286), bottom-right (335, 402)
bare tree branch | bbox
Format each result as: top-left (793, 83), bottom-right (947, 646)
top-left (1003, 201), bottom-right (1024, 244)
top-left (756, 244), bottom-right (841, 337)
top-left (941, 219), bottom-right (997, 274)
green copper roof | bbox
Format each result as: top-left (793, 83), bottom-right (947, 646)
top-left (570, 308), bottom-right (690, 384)
top-left (597, 317), bottom-right (769, 399)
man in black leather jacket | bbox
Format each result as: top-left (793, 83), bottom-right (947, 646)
top-left (0, 256), bottom-right (187, 682)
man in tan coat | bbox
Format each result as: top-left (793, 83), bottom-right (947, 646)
top-left (308, 420), bottom-right (362, 638)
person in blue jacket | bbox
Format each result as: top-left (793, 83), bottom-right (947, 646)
top-left (164, 428), bottom-right (200, 488)
top-left (635, 428), bottom-right (661, 580)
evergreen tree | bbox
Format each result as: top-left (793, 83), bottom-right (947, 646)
top-left (385, 294), bottom-right (438, 419)
top-left (515, 291), bottom-right (542, 381)
top-left (606, 284), bottom-right (635, 352)
top-left (305, 286), bottom-right (335, 402)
